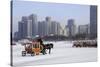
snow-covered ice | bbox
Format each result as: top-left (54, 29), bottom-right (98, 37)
top-left (12, 41), bottom-right (97, 66)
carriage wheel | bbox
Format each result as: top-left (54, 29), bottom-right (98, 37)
top-left (22, 51), bottom-right (26, 56)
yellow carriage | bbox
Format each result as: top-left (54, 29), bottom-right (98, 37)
top-left (22, 41), bottom-right (44, 56)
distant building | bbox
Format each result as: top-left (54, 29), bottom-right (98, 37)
top-left (67, 19), bottom-right (76, 37)
top-left (90, 5), bottom-right (97, 38)
top-left (28, 14), bottom-right (38, 36)
top-left (51, 21), bottom-right (59, 35)
top-left (38, 21), bottom-right (47, 36)
top-left (18, 21), bottom-right (24, 39)
top-left (57, 22), bottom-right (61, 35)
top-left (21, 16), bottom-right (28, 38)
top-left (64, 25), bottom-right (69, 37)
top-left (17, 14), bottom-right (38, 39)
top-left (42, 21), bottom-right (47, 36)
top-left (38, 21), bottom-right (42, 36)
top-left (14, 31), bottom-right (19, 39)
top-left (50, 21), bottom-right (56, 35)
top-left (78, 24), bottom-right (89, 35)
top-left (45, 16), bottom-right (51, 35)
top-left (45, 16), bottom-right (51, 22)
top-left (27, 19), bottom-right (33, 38)
top-left (38, 17), bottom-right (61, 36)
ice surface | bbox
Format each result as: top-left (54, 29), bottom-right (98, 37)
top-left (12, 41), bottom-right (97, 66)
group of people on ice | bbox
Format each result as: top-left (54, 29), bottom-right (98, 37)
top-left (73, 40), bottom-right (97, 47)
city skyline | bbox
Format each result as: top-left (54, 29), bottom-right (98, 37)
top-left (13, 1), bottom-right (90, 34)
top-left (14, 14), bottom-right (90, 40)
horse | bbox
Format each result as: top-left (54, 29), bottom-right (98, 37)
top-left (36, 38), bottom-right (54, 54)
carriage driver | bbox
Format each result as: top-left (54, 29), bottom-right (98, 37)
top-left (37, 38), bottom-right (47, 54)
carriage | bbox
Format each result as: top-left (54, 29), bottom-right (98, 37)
top-left (22, 41), bottom-right (45, 56)
top-left (22, 39), bottom-right (54, 56)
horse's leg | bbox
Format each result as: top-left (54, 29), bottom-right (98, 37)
top-left (49, 48), bottom-right (51, 54)
top-left (45, 49), bottom-right (47, 54)
top-left (42, 48), bottom-right (46, 55)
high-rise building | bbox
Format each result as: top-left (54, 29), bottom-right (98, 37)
top-left (51, 21), bottom-right (57, 35)
top-left (29, 14), bottom-right (38, 36)
top-left (90, 5), bottom-right (97, 38)
top-left (57, 22), bottom-right (61, 35)
top-left (38, 21), bottom-right (47, 36)
top-left (18, 16), bottom-right (33, 39)
top-left (64, 25), bottom-right (69, 37)
top-left (38, 21), bottom-right (42, 36)
top-left (21, 16), bottom-right (28, 38)
top-left (78, 24), bottom-right (89, 35)
top-left (67, 19), bottom-right (76, 37)
top-left (17, 14), bottom-right (38, 39)
top-left (46, 16), bottom-right (51, 22)
top-left (18, 21), bottom-right (24, 39)
top-left (38, 19), bottom-right (61, 37)
top-left (14, 31), bottom-right (19, 39)
top-left (27, 19), bottom-right (33, 38)
top-left (45, 16), bottom-right (51, 35)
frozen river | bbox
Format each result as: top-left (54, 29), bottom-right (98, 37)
top-left (12, 41), bottom-right (97, 66)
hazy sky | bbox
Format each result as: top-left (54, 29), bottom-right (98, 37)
top-left (13, 1), bottom-right (90, 33)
